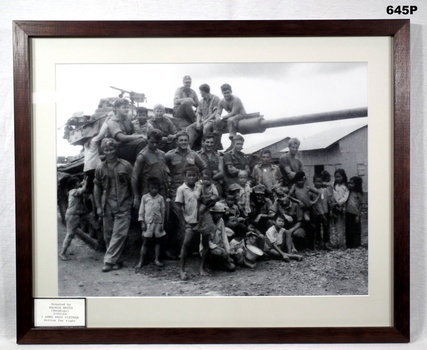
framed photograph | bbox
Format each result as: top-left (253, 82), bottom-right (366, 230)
top-left (14, 20), bottom-right (409, 344)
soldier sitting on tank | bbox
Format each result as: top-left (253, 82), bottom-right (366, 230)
top-left (132, 106), bottom-right (153, 138)
top-left (173, 75), bottom-right (199, 131)
top-left (186, 83), bottom-right (220, 150)
top-left (106, 98), bottom-right (146, 164)
top-left (214, 83), bottom-right (247, 150)
top-left (149, 104), bottom-right (178, 152)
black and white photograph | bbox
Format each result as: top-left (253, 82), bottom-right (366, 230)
top-left (56, 62), bottom-right (368, 297)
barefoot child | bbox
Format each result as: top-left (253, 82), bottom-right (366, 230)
top-left (193, 169), bottom-right (220, 234)
top-left (235, 170), bottom-right (252, 217)
top-left (330, 168), bottom-right (349, 249)
top-left (176, 165), bottom-right (209, 280)
top-left (345, 176), bottom-right (364, 248)
top-left (289, 171), bottom-right (320, 222)
top-left (312, 174), bottom-right (331, 250)
top-left (135, 177), bottom-right (166, 272)
top-left (263, 215), bottom-right (303, 262)
top-left (59, 176), bottom-right (88, 261)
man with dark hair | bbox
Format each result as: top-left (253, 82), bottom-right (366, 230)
top-left (197, 132), bottom-right (224, 196)
top-left (106, 98), bottom-right (146, 163)
top-left (222, 134), bottom-right (250, 190)
top-left (164, 131), bottom-right (207, 256)
top-left (132, 128), bottom-right (169, 209)
top-left (175, 165), bottom-right (210, 280)
top-left (251, 149), bottom-right (283, 197)
top-left (133, 106), bottom-right (152, 138)
top-left (186, 83), bottom-right (220, 149)
top-left (249, 184), bottom-right (275, 234)
top-left (165, 131), bottom-right (207, 196)
top-left (173, 75), bottom-right (199, 131)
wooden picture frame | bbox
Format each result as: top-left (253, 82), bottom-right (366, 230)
top-left (14, 19), bottom-right (410, 344)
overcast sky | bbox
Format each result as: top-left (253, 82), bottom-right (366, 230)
top-left (56, 62), bottom-right (367, 156)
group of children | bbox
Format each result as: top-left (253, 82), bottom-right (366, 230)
top-left (134, 161), bottom-right (364, 280)
top-left (60, 136), bottom-right (365, 281)
top-left (289, 168), bottom-right (365, 251)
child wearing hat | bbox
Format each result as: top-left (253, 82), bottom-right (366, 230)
top-left (229, 230), bottom-right (264, 269)
top-left (208, 202), bottom-right (236, 272)
top-left (249, 184), bottom-right (275, 233)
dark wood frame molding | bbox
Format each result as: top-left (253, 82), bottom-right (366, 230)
top-left (13, 19), bottom-right (410, 344)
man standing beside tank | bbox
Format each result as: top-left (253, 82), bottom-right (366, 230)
top-left (197, 132), bottom-right (224, 196)
top-left (279, 138), bottom-right (304, 187)
top-left (94, 138), bottom-right (133, 273)
top-left (164, 130), bottom-right (207, 257)
top-left (222, 134), bottom-right (250, 191)
top-left (131, 128), bottom-right (169, 210)
top-left (173, 75), bottom-right (199, 131)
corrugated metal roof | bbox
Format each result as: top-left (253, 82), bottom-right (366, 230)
top-left (296, 121), bottom-right (367, 151)
top-left (240, 117), bottom-right (368, 155)
top-left (243, 135), bottom-right (289, 154)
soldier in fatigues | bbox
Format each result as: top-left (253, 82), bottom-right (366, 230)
top-left (164, 131), bottom-right (206, 256)
top-left (94, 138), bottom-right (133, 272)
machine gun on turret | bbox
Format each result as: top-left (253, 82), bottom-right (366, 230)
top-left (110, 86), bottom-right (147, 104)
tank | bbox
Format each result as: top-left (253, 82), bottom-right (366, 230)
top-left (58, 89), bottom-right (367, 183)
top-left (57, 86), bottom-right (367, 247)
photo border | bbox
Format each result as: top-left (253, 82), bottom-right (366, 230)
top-left (13, 20), bottom-right (410, 344)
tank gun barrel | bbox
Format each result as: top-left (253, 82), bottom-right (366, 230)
top-left (236, 107), bottom-right (367, 134)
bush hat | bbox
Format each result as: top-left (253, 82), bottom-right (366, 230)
top-left (210, 202), bottom-right (227, 213)
top-left (253, 184), bottom-right (266, 194)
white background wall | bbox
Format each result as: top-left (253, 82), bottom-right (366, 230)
top-left (0, 0), bottom-right (425, 349)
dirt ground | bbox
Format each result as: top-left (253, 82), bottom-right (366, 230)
top-left (58, 215), bottom-right (368, 297)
